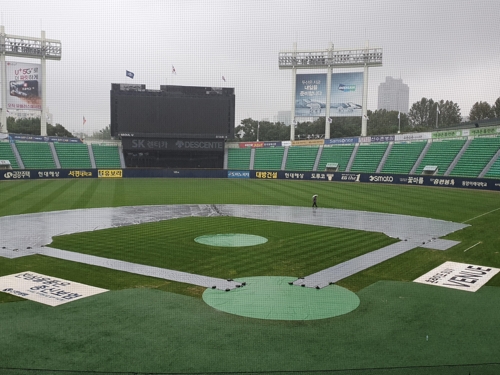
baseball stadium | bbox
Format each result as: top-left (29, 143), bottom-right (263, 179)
top-left (1, 26), bottom-right (500, 375)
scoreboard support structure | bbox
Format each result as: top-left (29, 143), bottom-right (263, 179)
top-left (279, 42), bottom-right (382, 139)
top-left (0, 25), bottom-right (61, 135)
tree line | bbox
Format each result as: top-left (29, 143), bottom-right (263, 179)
top-left (6, 117), bottom-right (74, 137)
top-left (235, 97), bottom-right (500, 142)
top-left (5, 117), bottom-right (114, 140)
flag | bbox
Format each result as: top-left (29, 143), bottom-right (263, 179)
top-left (398, 111), bottom-right (400, 119)
top-left (328, 117), bottom-right (332, 123)
top-left (172, 66), bottom-right (176, 75)
top-left (437, 107), bottom-right (440, 114)
top-left (126, 70), bottom-right (134, 79)
top-left (83, 116), bottom-right (86, 125)
top-left (222, 76), bottom-right (226, 82)
top-left (363, 115), bottom-right (369, 120)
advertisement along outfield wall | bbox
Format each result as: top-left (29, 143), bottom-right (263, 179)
top-left (1, 168), bottom-right (500, 192)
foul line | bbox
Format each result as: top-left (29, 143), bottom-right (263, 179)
top-left (462, 207), bottom-right (500, 223)
top-left (463, 242), bottom-right (481, 252)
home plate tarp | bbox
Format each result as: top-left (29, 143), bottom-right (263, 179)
top-left (414, 261), bottom-right (500, 292)
top-left (0, 271), bottom-right (108, 306)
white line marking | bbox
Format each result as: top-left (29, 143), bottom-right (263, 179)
top-left (463, 241), bottom-right (481, 252)
top-left (463, 207), bottom-right (500, 223)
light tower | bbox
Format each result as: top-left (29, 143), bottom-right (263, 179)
top-left (0, 26), bottom-right (61, 135)
top-left (279, 43), bottom-right (382, 139)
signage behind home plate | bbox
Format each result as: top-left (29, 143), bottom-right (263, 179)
top-left (414, 261), bottom-right (500, 292)
top-left (0, 271), bottom-right (108, 306)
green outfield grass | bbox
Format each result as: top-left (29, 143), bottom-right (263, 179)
top-left (1, 178), bottom-right (500, 374)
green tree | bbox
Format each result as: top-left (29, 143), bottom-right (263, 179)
top-left (6, 117), bottom-right (73, 137)
top-left (328, 117), bottom-right (361, 138)
top-left (408, 98), bottom-right (436, 129)
top-left (47, 123), bottom-right (74, 137)
top-left (234, 118), bottom-right (259, 141)
top-left (7, 117), bottom-right (40, 134)
top-left (436, 100), bottom-right (462, 127)
top-left (366, 109), bottom-right (410, 135)
top-left (469, 101), bottom-right (495, 121)
top-left (493, 97), bottom-right (500, 118)
top-left (91, 125), bottom-right (112, 140)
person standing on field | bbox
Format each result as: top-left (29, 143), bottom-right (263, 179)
top-left (312, 194), bottom-right (318, 208)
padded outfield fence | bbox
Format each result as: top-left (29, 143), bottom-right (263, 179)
top-left (2, 167), bottom-right (500, 192)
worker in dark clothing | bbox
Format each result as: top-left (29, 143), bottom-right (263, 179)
top-left (312, 194), bottom-right (318, 208)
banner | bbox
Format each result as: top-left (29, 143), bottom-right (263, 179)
top-left (324, 137), bottom-right (359, 145)
top-left (295, 73), bottom-right (328, 117)
top-left (295, 73), bottom-right (364, 117)
top-left (227, 171), bottom-right (250, 179)
top-left (6, 61), bottom-right (42, 110)
top-left (0, 271), bottom-right (108, 306)
top-left (121, 137), bottom-right (224, 152)
top-left (8, 133), bottom-right (83, 143)
top-left (395, 132), bottom-right (432, 142)
top-left (329, 72), bottom-right (363, 117)
top-left (291, 139), bottom-right (324, 146)
top-left (414, 262), bottom-right (500, 292)
top-left (359, 135), bottom-right (395, 143)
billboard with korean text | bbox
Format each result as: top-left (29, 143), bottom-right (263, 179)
top-left (6, 61), bottom-right (42, 111)
top-left (295, 72), bottom-right (363, 117)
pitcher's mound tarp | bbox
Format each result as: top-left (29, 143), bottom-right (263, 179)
top-left (195, 233), bottom-right (268, 247)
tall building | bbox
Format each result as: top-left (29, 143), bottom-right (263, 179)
top-left (377, 76), bottom-right (409, 113)
top-left (276, 111), bottom-right (291, 126)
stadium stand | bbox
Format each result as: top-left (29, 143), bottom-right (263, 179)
top-left (227, 148), bottom-right (252, 170)
top-left (54, 143), bottom-right (92, 169)
top-left (253, 147), bottom-right (284, 170)
top-left (317, 144), bottom-right (355, 172)
top-left (16, 142), bottom-right (57, 169)
top-left (414, 139), bottom-right (467, 175)
top-left (349, 143), bottom-right (388, 173)
top-left (285, 146), bottom-right (320, 171)
top-left (91, 144), bottom-right (122, 168)
top-left (0, 142), bottom-right (19, 169)
top-left (449, 137), bottom-right (500, 177)
top-left (484, 155), bottom-right (500, 178)
top-left (381, 141), bottom-right (427, 174)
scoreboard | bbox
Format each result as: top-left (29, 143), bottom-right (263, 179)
top-left (110, 84), bottom-right (235, 139)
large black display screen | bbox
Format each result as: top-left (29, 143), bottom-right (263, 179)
top-left (111, 85), bottom-right (235, 139)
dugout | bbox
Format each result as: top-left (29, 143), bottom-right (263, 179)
top-left (0, 160), bottom-right (12, 170)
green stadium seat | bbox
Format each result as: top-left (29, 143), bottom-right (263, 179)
top-left (317, 144), bottom-right (355, 172)
top-left (16, 142), bottom-right (56, 169)
top-left (0, 142), bottom-right (19, 169)
top-left (382, 141), bottom-right (426, 174)
top-left (285, 147), bottom-right (319, 171)
top-left (414, 139), bottom-right (466, 175)
top-left (350, 143), bottom-right (388, 173)
top-left (449, 137), bottom-right (500, 177)
top-left (227, 148), bottom-right (251, 170)
top-left (253, 147), bottom-right (284, 170)
top-left (54, 143), bottom-right (92, 169)
top-left (91, 144), bottom-right (122, 168)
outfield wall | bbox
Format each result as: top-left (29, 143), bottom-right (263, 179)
top-left (1, 167), bottom-right (500, 192)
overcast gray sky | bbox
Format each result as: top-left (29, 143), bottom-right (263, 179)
top-left (1, 0), bottom-right (499, 134)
